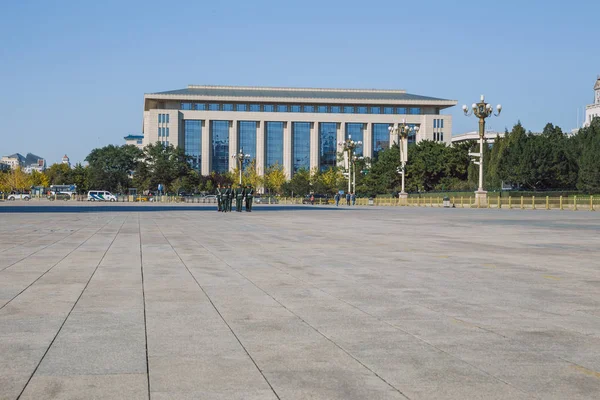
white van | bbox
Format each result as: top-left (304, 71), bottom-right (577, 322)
top-left (87, 191), bottom-right (117, 202)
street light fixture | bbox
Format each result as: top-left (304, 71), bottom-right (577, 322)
top-left (351, 155), bottom-right (364, 195)
top-left (232, 148), bottom-right (251, 185)
top-left (462, 95), bottom-right (502, 204)
top-left (388, 120), bottom-right (419, 199)
top-left (338, 136), bottom-right (362, 195)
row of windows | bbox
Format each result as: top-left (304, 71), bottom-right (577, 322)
top-left (182, 121), bottom-right (412, 172)
top-left (433, 118), bottom-right (444, 129)
top-left (158, 113), bottom-right (170, 124)
top-left (158, 127), bottom-right (170, 137)
top-left (180, 102), bottom-right (423, 115)
top-left (433, 132), bottom-right (445, 142)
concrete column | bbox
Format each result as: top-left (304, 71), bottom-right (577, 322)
top-left (283, 121), bottom-right (293, 179)
top-left (201, 119), bottom-right (211, 175)
top-left (336, 122), bottom-right (345, 168)
top-left (363, 122), bottom-right (373, 159)
top-left (256, 121), bottom-right (265, 177)
top-left (310, 121), bottom-right (320, 173)
top-left (229, 120), bottom-right (238, 173)
top-left (389, 122), bottom-right (399, 148)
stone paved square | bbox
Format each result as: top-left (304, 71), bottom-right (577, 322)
top-left (1, 203), bottom-right (599, 399)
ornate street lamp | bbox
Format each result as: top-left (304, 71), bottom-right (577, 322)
top-left (462, 95), bottom-right (502, 204)
top-left (351, 155), bottom-right (364, 195)
top-left (338, 136), bottom-right (362, 195)
top-left (232, 148), bottom-right (251, 185)
top-left (388, 120), bottom-right (419, 199)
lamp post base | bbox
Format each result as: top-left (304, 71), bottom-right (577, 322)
top-left (475, 190), bottom-right (487, 207)
top-left (398, 192), bottom-right (408, 205)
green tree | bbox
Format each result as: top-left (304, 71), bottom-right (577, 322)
top-left (284, 167), bottom-right (310, 196)
top-left (86, 144), bottom-right (142, 193)
top-left (264, 162), bottom-right (286, 195)
top-left (134, 142), bottom-right (189, 193)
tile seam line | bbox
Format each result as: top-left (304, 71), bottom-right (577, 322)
top-left (0, 230), bottom-right (59, 254)
top-left (190, 223), bottom-right (533, 399)
top-left (0, 225), bottom-right (90, 273)
top-left (167, 223), bottom-right (408, 399)
top-left (139, 213), bottom-right (151, 400)
top-left (187, 230), bottom-right (411, 400)
top-left (15, 216), bottom-right (129, 400)
top-left (0, 217), bottom-right (118, 311)
top-left (151, 220), bottom-right (281, 400)
top-left (236, 236), bottom-right (539, 398)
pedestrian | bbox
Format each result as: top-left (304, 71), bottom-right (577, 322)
top-left (346, 192), bottom-right (351, 206)
top-left (235, 184), bottom-right (244, 212)
top-left (351, 192), bottom-right (356, 206)
top-left (223, 185), bottom-right (231, 212)
top-left (228, 184), bottom-right (234, 212)
top-left (334, 193), bottom-right (340, 207)
top-left (216, 184), bottom-right (222, 212)
top-left (245, 185), bottom-right (254, 212)
top-left (310, 194), bottom-right (314, 205)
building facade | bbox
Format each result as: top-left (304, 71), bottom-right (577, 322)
top-left (124, 134), bottom-right (145, 150)
top-left (584, 76), bottom-right (600, 127)
top-left (0, 153), bottom-right (45, 172)
top-left (142, 85), bottom-right (457, 178)
top-left (451, 131), bottom-right (505, 145)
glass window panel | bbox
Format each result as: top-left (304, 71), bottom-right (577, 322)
top-left (345, 123), bottom-right (363, 157)
top-left (277, 105), bottom-right (288, 112)
top-left (293, 122), bottom-right (310, 173)
top-left (266, 122), bottom-right (284, 168)
top-left (303, 105), bottom-right (315, 113)
top-left (396, 107), bottom-right (407, 114)
top-left (384, 107), bottom-right (393, 114)
top-left (343, 106), bottom-right (354, 113)
top-left (137, 140), bottom-right (143, 145)
top-left (319, 122), bottom-right (337, 171)
top-left (357, 106), bottom-right (367, 114)
top-left (410, 107), bottom-right (421, 115)
top-left (238, 121), bottom-right (257, 168)
top-left (166, 127), bottom-right (169, 137)
top-left (264, 105), bottom-right (275, 112)
top-left (370, 107), bottom-right (381, 114)
top-left (209, 103), bottom-right (220, 111)
top-left (181, 103), bottom-right (193, 110)
top-left (441, 132), bottom-right (444, 141)
top-left (408, 124), bottom-right (417, 144)
top-left (211, 121), bottom-right (229, 173)
top-left (236, 104), bottom-right (247, 111)
top-left (250, 104), bottom-right (260, 112)
top-left (434, 119), bottom-right (437, 128)
top-left (184, 120), bottom-right (202, 171)
top-left (194, 103), bottom-right (206, 110)
top-left (291, 105), bottom-right (301, 112)
top-left (223, 104), bottom-right (233, 111)
top-left (331, 106), bottom-right (341, 113)
top-left (372, 123), bottom-right (390, 161)
top-left (158, 114), bottom-right (162, 123)
top-left (317, 106), bottom-right (328, 113)
top-left (441, 119), bottom-right (444, 128)
top-left (166, 114), bottom-right (169, 123)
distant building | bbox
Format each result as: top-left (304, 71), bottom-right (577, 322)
top-left (451, 131), bottom-right (505, 145)
top-left (62, 154), bottom-right (71, 168)
top-left (142, 85), bottom-right (457, 178)
top-left (584, 76), bottom-right (600, 128)
top-left (0, 153), bottom-right (46, 172)
top-left (124, 134), bottom-right (144, 149)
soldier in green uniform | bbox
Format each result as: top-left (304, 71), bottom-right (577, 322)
top-left (245, 185), bottom-right (254, 212)
top-left (216, 184), bottom-right (222, 212)
top-left (228, 184), bottom-right (234, 212)
top-left (223, 185), bottom-right (231, 213)
top-left (235, 185), bottom-right (245, 212)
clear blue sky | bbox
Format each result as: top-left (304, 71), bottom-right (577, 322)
top-left (1, 0), bottom-right (597, 165)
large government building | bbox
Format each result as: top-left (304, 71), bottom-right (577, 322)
top-left (142, 85), bottom-right (457, 178)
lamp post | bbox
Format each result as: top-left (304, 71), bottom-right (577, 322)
top-left (388, 120), bottom-right (418, 199)
top-left (462, 95), bottom-right (502, 204)
top-left (351, 155), bottom-right (364, 194)
top-left (232, 148), bottom-right (251, 185)
top-left (338, 136), bottom-right (362, 195)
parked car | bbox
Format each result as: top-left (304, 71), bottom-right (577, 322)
top-left (87, 190), bottom-right (117, 202)
top-left (7, 192), bottom-right (31, 201)
top-left (47, 192), bottom-right (71, 201)
top-left (254, 196), bottom-right (279, 204)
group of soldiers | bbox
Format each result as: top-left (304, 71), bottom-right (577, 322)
top-left (216, 184), bottom-right (254, 212)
